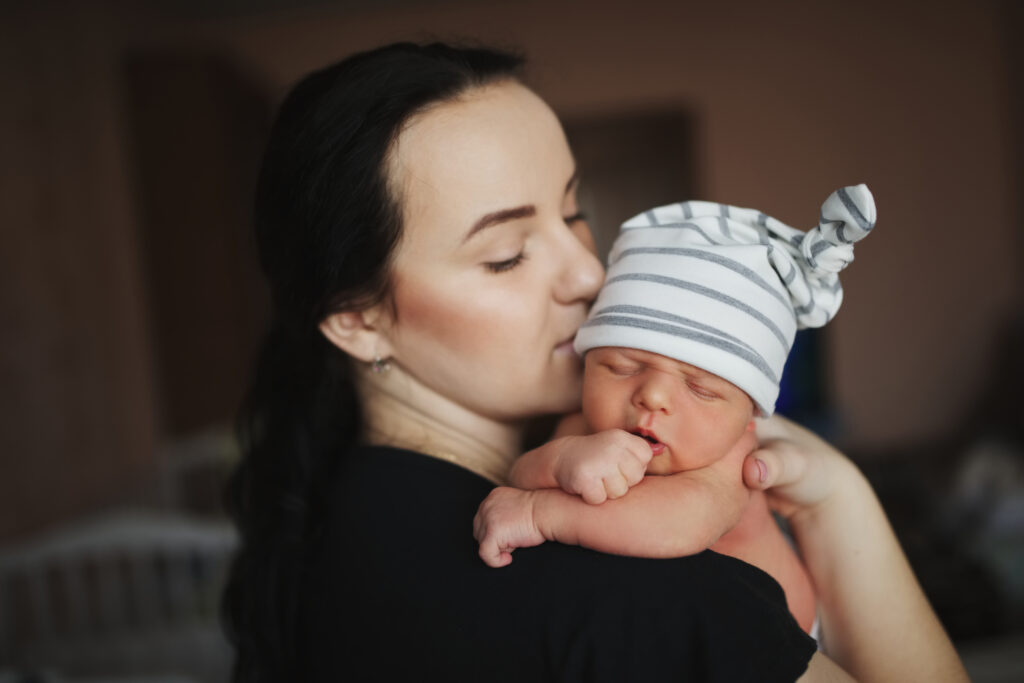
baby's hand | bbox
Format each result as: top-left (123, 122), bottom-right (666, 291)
top-left (554, 430), bottom-right (653, 504)
top-left (473, 487), bottom-right (545, 568)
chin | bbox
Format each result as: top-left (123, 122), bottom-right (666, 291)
top-left (646, 459), bottom-right (673, 476)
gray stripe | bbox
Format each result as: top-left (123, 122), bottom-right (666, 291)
top-left (827, 277), bottom-right (842, 294)
top-left (810, 240), bottom-right (832, 257)
top-left (613, 246), bottom-right (789, 309)
top-left (794, 287), bottom-right (816, 316)
top-left (781, 260), bottom-right (797, 284)
top-left (836, 223), bottom-right (849, 243)
top-left (625, 221), bottom-right (724, 245)
top-left (790, 233), bottom-right (804, 246)
top-left (606, 272), bottom-right (790, 349)
top-left (681, 202), bottom-right (693, 220)
top-left (645, 209), bottom-right (658, 226)
top-left (750, 214), bottom-right (771, 245)
top-left (593, 304), bottom-right (761, 356)
top-left (819, 210), bottom-right (851, 243)
top-left (717, 214), bottom-right (732, 239)
top-left (794, 301), bottom-right (815, 315)
top-left (836, 186), bottom-right (873, 230)
top-left (582, 314), bottom-right (779, 384)
top-left (721, 204), bottom-right (731, 218)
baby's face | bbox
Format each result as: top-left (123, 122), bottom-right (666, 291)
top-left (582, 347), bottom-right (756, 475)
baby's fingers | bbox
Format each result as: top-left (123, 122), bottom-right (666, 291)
top-left (619, 457), bottom-right (648, 487)
top-left (580, 480), bottom-right (609, 505)
top-left (603, 473), bottom-right (629, 500)
top-left (477, 531), bottom-right (513, 568)
top-left (631, 439), bottom-right (655, 467)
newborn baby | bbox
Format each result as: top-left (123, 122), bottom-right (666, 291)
top-left (474, 185), bottom-right (877, 635)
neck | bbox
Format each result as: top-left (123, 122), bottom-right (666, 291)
top-left (357, 363), bottom-right (524, 485)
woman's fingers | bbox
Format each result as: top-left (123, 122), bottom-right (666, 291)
top-left (741, 450), bottom-right (771, 491)
top-left (747, 443), bottom-right (808, 490)
top-left (746, 415), bottom-right (853, 517)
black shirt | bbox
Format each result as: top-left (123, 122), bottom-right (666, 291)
top-left (300, 445), bottom-right (815, 682)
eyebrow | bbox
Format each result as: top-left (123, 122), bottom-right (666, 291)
top-left (462, 169), bottom-right (580, 243)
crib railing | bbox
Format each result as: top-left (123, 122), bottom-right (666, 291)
top-left (0, 510), bottom-right (236, 682)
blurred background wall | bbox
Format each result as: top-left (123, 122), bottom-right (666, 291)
top-left (1, 0), bottom-right (1022, 679)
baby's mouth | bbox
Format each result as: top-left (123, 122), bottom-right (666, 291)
top-left (631, 428), bottom-right (666, 455)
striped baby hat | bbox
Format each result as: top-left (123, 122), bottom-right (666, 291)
top-left (574, 185), bottom-right (876, 415)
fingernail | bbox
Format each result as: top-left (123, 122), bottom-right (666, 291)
top-left (756, 458), bottom-right (768, 483)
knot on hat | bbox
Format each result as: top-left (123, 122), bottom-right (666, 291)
top-left (800, 184), bottom-right (876, 275)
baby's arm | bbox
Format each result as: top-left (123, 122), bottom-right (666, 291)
top-left (508, 428), bottom-right (653, 504)
top-left (475, 434), bottom-right (752, 567)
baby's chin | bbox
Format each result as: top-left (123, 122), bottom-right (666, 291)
top-left (645, 456), bottom-right (679, 476)
top-left (646, 447), bottom-right (721, 475)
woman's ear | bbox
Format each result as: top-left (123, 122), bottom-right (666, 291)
top-left (318, 307), bottom-right (394, 363)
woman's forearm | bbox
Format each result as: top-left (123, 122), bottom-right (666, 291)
top-left (790, 460), bottom-right (968, 682)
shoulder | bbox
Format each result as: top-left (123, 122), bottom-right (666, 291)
top-left (301, 445), bottom-right (814, 682)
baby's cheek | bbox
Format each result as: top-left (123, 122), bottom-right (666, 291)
top-left (580, 384), bottom-right (616, 430)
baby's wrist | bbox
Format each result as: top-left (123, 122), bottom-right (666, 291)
top-left (551, 436), bottom-right (581, 489)
top-left (527, 489), bottom-right (558, 543)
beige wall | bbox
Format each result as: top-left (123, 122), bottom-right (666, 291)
top-left (1, 0), bottom-right (1019, 537)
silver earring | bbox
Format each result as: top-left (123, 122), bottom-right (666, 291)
top-left (371, 355), bottom-right (391, 374)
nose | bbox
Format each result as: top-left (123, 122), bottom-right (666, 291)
top-left (632, 371), bottom-right (674, 416)
top-left (552, 221), bottom-right (604, 305)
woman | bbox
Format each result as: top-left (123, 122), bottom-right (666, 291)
top-left (222, 42), bottom-right (967, 682)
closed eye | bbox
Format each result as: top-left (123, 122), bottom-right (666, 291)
top-left (485, 252), bottom-right (526, 273)
top-left (604, 363), bottom-right (639, 376)
top-left (564, 211), bottom-right (587, 225)
top-left (687, 382), bottom-right (719, 400)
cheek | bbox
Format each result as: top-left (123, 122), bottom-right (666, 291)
top-left (581, 377), bottom-right (625, 429)
top-left (394, 277), bottom-right (518, 355)
top-left (698, 409), bottom-right (754, 456)
top-left (659, 405), bottom-right (745, 470)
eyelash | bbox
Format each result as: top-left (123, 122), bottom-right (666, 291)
top-left (485, 253), bottom-right (526, 273)
top-left (565, 211), bottom-right (587, 225)
top-left (484, 213), bottom-right (586, 274)
top-left (688, 383), bottom-right (719, 400)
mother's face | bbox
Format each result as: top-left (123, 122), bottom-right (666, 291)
top-left (381, 81), bottom-right (604, 422)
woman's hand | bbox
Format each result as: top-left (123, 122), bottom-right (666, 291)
top-left (473, 487), bottom-right (546, 567)
top-left (741, 414), bottom-right (858, 520)
top-left (743, 414), bottom-right (970, 682)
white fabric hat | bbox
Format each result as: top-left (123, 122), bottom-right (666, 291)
top-left (574, 185), bottom-right (876, 415)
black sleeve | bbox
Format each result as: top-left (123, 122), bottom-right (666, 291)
top-left (300, 447), bottom-right (816, 682)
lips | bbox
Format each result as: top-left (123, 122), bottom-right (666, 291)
top-left (553, 333), bottom-right (579, 356)
top-left (632, 427), bottom-right (666, 456)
